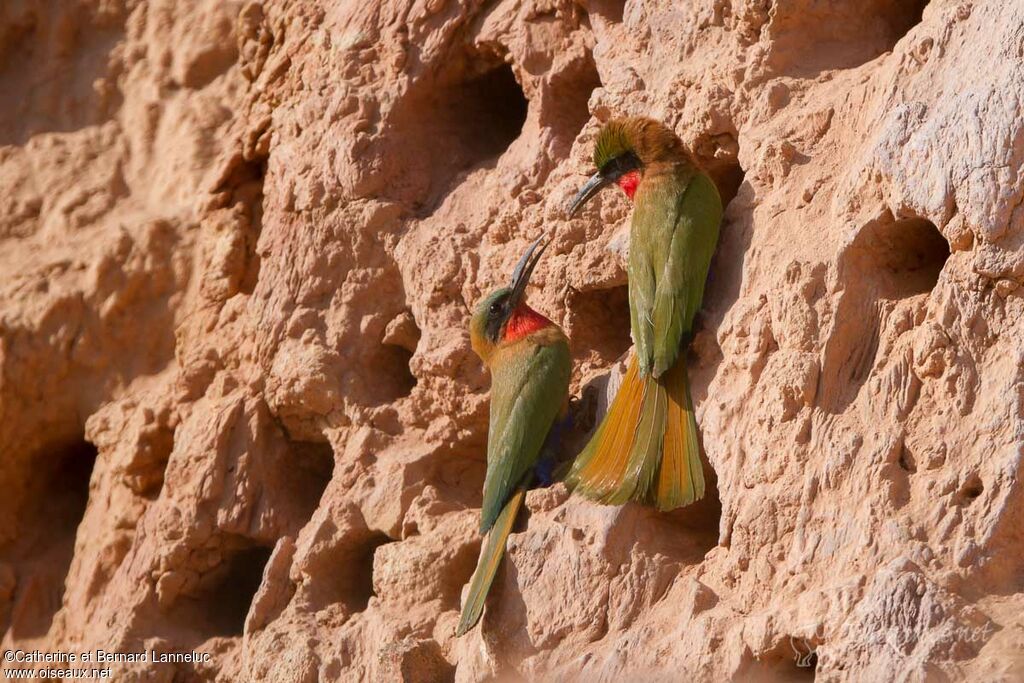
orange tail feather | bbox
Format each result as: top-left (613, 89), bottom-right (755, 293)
top-left (656, 355), bottom-right (705, 510)
top-left (567, 354), bottom-right (704, 510)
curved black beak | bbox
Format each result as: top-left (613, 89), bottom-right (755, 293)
top-left (565, 172), bottom-right (609, 218)
top-left (509, 236), bottom-right (549, 306)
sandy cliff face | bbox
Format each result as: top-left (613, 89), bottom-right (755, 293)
top-left (1, 0), bottom-right (1023, 680)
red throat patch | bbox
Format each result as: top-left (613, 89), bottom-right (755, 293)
top-left (503, 304), bottom-right (552, 343)
top-left (617, 170), bottom-right (641, 200)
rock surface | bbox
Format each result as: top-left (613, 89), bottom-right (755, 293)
top-left (1, 0), bottom-right (1023, 680)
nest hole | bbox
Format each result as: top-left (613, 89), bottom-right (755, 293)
top-left (567, 380), bottom-right (723, 565)
top-left (542, 55), bottom-right (601, 156)
top-left (565, 284), bottom-right (632, 367)
top-left (331, 532), bottom-right (392, 614)
top-left (889, 1), bottom-right (930, 44)
top-left (738, 636), bottom-right (820, 682)
top-left (588, 0), bottom-right (626, 24)
top-left (459, 64), bottom-right (529, 161)
top-left (657, 464), bottom-right (723, 562)
top-left (168, 542), bottom-right (273, 639)
top-left (349, 533), bottom-right (391, 612)
top-left (818, 217), bottom-right (946, 413)
top-left (283, 440), bottom-right (335, 524)
top-left (207, 545), bottom-right (272, 637)
top-left (214, 155), bottom-right (266, 295)
top-left (713, 159), bottom-right (746, 211)
top-left (370, 344), bottom-right (417, 405)
top-left (883, 218), bottom-right (949, 297)
top-left (858, 217), bottom-right (949, 300)
top-left (692, 130), bottom-right (745, 211)
top-left (384, 59), bottom-right (528, 213)
top-left (767, 0), bottom-right (929, 76)
top-left (132, 425), bottom-right (175, 501)
top-left (897, 444), bottom-right (917, 474)
top-left (7, 439), bottom-right (97, 639)
top-left (0, 5), bottom-right (125, 146)
top-left (295, 524), bottom-right (395, 614)
top-left (958, 474), bottom-right (983, 505)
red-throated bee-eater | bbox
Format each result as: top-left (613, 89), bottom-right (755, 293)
top-left (457, 237), bottom-right (571, 636)
top-left (563, 117), bottom-right (722, 511)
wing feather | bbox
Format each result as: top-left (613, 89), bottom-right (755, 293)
top-left (481, 339), bottom-right (570, 532)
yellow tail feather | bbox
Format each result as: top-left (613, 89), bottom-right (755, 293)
top-left (457, 482), bottom-right (528, 636)
top-left (656, 355), bottom-right (705, 510)
top-left (567, 354), bottom-right (705, 510)
top-left (565, 357), bottom-right (645, 502)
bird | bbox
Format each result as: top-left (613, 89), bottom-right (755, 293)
top-left (563, 116), bottom-right (722, 511)
top-left (457, 237), bottom-right (571, 636)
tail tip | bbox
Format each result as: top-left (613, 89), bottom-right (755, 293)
top-left (456, 607), bottom-right (481, 637)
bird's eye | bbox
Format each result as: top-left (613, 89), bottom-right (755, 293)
top-left (489, 301), bottom-right (502, 315)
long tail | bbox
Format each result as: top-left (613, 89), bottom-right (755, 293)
top-left (456, 481), bottom-right (528, 636)
top-left (565, 354), bottom-right (704, 510)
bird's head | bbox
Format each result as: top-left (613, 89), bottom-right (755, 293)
top-left (566, 116), bottom-right (688, 218)
top-left (470, 237), bottom-right (553, 364)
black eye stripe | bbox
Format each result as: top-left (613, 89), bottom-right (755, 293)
top-left (600, 151), bottom-right (641, 179)
top-left (484, 295), bottom-right (510, 342)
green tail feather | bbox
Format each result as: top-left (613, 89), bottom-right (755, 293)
top-left (456, 481), bottom-right (529, 636)
top-left (605, 373), bottom-right (666, 505)
top-left (682, 366), bottom-right (705, 503)
top-left (655, 358), bottom-right (705, 510)
top-left (567, 355), bottom-right (705, 510)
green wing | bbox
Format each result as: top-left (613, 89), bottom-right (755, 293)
top-left (629, 171), bottom-right (722, 378)
top-left (480, 340), bottom-right (570, 533)
top-left (457, 479), bottom-right (529, 635)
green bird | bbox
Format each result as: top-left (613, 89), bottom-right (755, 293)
top-left (457, 237), bottom-right (571, 636)
top-left (563, 116), bottom-right (722, 511)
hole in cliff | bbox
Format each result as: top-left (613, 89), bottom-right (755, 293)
top-left (767, 0), bottom-right (928, 76)
top-left (856, 217), bottom-right (949, 300)
top-left (880, 218), bottom-right (948, 297)
top-left (582, 423), bottom-right (722, 566)
top-left (369, 344), bottom-right (417, 405)
top-left (209, 544), bottom-right (272, 636)
top-left (786, 637), bottom-right (819, 680)
top-left (228, 157), bottom-right (266, 295)
top-left (131, 425), bottom-right (175, 501)
top-left (0, 4), bottom-right (125, 145)
top-left (888, 1), bottom-right (929, 44)
top-left (662, 465), bottom-right (722, 560)
top-left (596, 470), bottom-right (721, 573)
top-left (295, 521), bottom-right (395, 614)
top-left (210, 150), bottom-right (267, 297)
top-left (543, 56), bottom-right (601, 157)
top-left (384, 59), bottom-right (528, 213)
top-left (897, 445), bottom-right (917, 474)
top-left (175, 542), bottom-right (273, 638)
top-left (694, 133), bottom-right (745, 211)
top-left (588, 0), bottom-right (626, 23)
top-left (958, 474), bottom-right (983, 505)
top-left (462, 64), bottom-right (528, 158)
top-left (333, 532), bottom-right (392, 614)
top-left (738, 637), bottom-right (819, 682)
top-left (565, 284), bottom-right (632, 367)
top-left (713, 159), bottom-right (746, 211)
top-left (7, 439), bottom-right (97, 639)
top-left (819, 216), bottom-right (948, 414)
top-left (284, 440), bottom-right (335, 523)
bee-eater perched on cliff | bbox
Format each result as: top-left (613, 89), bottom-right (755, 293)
top-left (457, 237), bottom-right (571, 636)
top-left (564, 117), bottom-right (722, 511)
